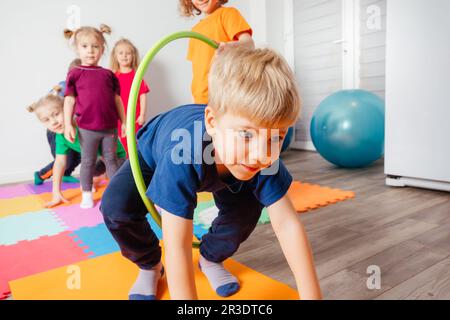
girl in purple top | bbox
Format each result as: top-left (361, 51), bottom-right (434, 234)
top-left (63, 24), bottom-right (126, 209)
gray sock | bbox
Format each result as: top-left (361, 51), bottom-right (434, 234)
top-left (128, 262), bottom-right (163, 300)
top-left (199, 255), bottom-right (240, 297)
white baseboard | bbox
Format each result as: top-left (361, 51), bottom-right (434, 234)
top-left (386, 176), bottom-right (450, 192)
top-left (0, 168), bottom-right (81, 186)
top-left (0, 170), bottom-right (35, 185)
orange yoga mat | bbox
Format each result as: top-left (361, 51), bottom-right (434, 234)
top-left (10, 249), bottom-right (298, 300)
top-left (287, 181), bottom-right (355, 213)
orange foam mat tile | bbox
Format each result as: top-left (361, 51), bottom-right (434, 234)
top-left (0, 195), bottom-right (44, 218)
top-left (287, 181), bottom-right (355, 213)
top-left (36, 184), bottom-right (107, 207)
top-left (10, 250), bottom-right (298, 300)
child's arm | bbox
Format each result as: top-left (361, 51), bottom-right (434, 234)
top-left (234, 32), bottom-right (255, 49)
top-left (115, 94), bottom-right (126, 138)
top-left (161, 208), bottom-right (198, 299)
top-left (137, 94), bottom-right (147, 126)
top-left (63, 96), bottom-right (76, 143)
top-left (268, 195), bottom-right (322, 300)
top-left (218, 32), bottom-right (255, 53)
top-left (45, 155), bottom-right (70, 208)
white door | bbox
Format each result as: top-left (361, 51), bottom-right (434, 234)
top-left (359, 0), bottom-right (387, 100)
top-left (291, 0), bottom-right (344, 150)
top-left (289, 0), bottom-right (387, 150)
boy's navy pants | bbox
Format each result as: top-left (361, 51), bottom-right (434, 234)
top-left (100, 152), bottom-right (263, 270)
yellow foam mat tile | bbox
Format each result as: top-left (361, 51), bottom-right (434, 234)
top-left (0, 195), bottom-right (44, 218)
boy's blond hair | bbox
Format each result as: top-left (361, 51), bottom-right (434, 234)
top-left (179, 0), bottom-right (228, 17)
top-left (110, 38), bottom-right (140, 72)
top-left (208, 48), bottom-right (301, 127)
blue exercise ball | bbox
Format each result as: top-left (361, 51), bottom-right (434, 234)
top-left (281, 127), bottom-right (294, 152)
top-left (310, 89), bottom-right (385, 168)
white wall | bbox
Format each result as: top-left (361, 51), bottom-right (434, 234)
top-left (0, 0), bottom-right (250, 184)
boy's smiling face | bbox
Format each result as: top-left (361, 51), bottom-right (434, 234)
top-left (204, 106), bottom-right (289, 181)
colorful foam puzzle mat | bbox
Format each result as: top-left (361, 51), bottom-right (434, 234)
top-left (194, 181), bottom-right (355, 228)
top-left (52, 202), bottom-right (105, 231)
top-left (26, 181), bottom-right (81, 195)
top-left (0, 209), bottom-right (67, 246)
top-left (0, 179), bottom-right (354, 299)
top-left (0, 195), bottom-right (45, 218)
top-left (10, 250), bottom-right (299, 300)
top-left (0, 184), bottom-right (30, 199)
top-left (0, 232), bottom-right (92, 299)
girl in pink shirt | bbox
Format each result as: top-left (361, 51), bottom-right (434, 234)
top-left (63, 24), bottom-right (126, 209)
top-left (110, 38), bottom-right (150, 155)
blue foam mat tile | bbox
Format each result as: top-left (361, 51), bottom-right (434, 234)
top-left (69, 224), bottom-right (120, 258)
top-left (0, 210), bottom-right (67, 246)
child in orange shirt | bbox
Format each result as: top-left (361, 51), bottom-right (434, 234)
top-left (179, 0), bottom-right (255, 104)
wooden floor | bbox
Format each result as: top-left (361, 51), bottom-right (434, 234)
top-left (233, 150), bottom-right (450, 300)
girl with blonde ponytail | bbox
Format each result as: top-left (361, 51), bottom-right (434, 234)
top-left (28, 89), bottom-right (126, 207)
top-left (63, 24), bottom-right (126, 209)
top-left (31, 59), bottom-right (81, 185)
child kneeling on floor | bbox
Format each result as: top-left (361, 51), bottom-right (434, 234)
top-left (28, 91), bottom-right (126, 208)
top-left (100, 47), bottom-right (322, 300)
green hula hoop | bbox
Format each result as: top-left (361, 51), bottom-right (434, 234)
top-left (126, 31), bottom-right (218, 249)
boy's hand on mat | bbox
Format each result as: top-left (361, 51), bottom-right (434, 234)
top-left (65, 124), bottom-right (76, 143)
top-left (45, 192), bottom-right (69, 208)
top-left (121, 123), bottom-right (127, 138)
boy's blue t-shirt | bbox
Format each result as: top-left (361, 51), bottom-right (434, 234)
top-left (137, 104), bottom-right (293, 220)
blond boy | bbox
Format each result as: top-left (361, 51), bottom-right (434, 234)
top-left (101, 48), bottom-right (322, 300)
